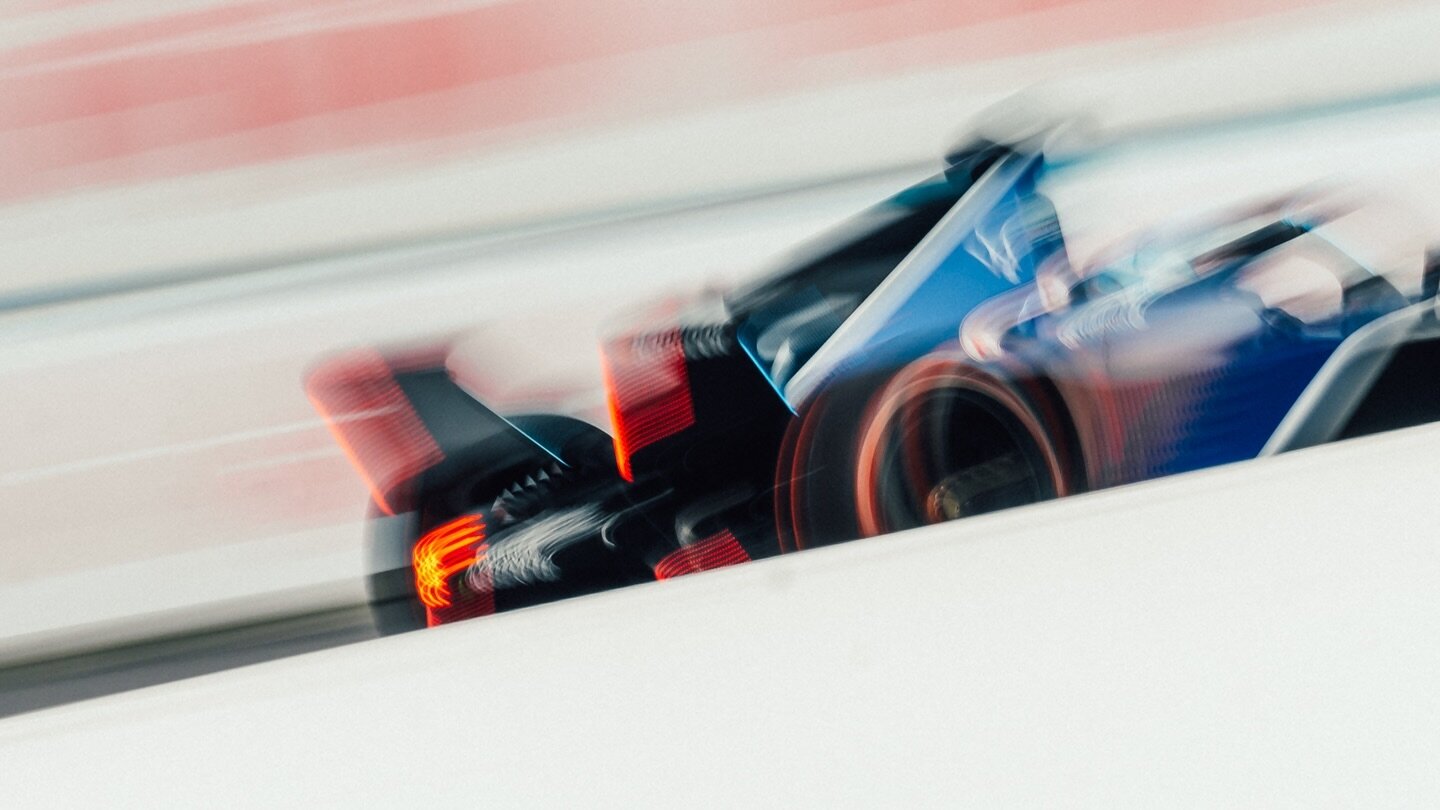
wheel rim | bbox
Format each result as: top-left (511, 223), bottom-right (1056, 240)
top-left (855, 358), bottom-right (1069, 536)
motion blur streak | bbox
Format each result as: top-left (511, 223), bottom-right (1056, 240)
top-left (306, 349), bottom-right (444, 515)
top-left (601, 327), bottom-right (696, 481)
top-left (0, 0), bottom-right (1331, 202)
top-left (0, 0), bottom-right (1376, 296)
top-left (654, 530), bottom-right (751, 580)
top-left (486, 506), bottom-right (609, 589)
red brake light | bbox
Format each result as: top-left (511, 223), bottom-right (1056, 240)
top-left (600, 328), bottom-right (695, 481)
top-left (306, 350), bottom-right (444, 515)
top-left (654, 529), bottom-right (750, 579)
top-left (412, 514), bottom-right (491, 627)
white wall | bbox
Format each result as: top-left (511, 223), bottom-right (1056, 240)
top-left (4, 423), bottom-right (1438, 806)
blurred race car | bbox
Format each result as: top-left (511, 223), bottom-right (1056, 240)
top-left (309, 130), bottom-right (1440, 632)
top-left (787, 187), bottom-right (1440, 543)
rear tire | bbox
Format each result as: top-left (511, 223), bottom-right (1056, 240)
top-left (778, 355), bottom-right (1080, 549)
top-left (853, 354), bottom-right (1080, 536)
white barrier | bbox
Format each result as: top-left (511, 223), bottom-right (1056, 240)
top-left (4, 422), bottom-right (1438, 806)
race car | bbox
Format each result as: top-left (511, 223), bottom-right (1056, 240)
top-left (308, 128), bottom-right (1440, 633)
top-left (784, 189), bottom-right (1440, 544)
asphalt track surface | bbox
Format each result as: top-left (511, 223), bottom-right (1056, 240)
top-left (0, 608), bottom-right (376, 719)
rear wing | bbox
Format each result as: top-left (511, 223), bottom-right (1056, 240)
top-left (306, 349), bottom-right (560, 516)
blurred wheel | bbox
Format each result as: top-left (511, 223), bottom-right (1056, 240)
top-left (775, 370), bottom-right (893, 551)
top-left (853, 354), bottom-right (1079, 536)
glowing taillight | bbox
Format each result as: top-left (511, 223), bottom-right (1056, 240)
top-left (412, 514), bottom-right (489, 626)
top-left (306, 350), bottom-right (443, 515)
top-left (600, 328), bottom-right (696, 481)
top-left (654, 529), bottom-right (750, 579)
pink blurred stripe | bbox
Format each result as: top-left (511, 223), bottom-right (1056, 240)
top-left (0, 0), bottom-right (1335, 202)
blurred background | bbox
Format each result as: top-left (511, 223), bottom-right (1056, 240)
top-left (8, 0), bottom-right (1424, 293)
top-left (3, 0), bottom-right (1438, 713)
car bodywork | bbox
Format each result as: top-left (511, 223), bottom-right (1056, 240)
top-left (309, 133), bottom-right (1440, 631)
